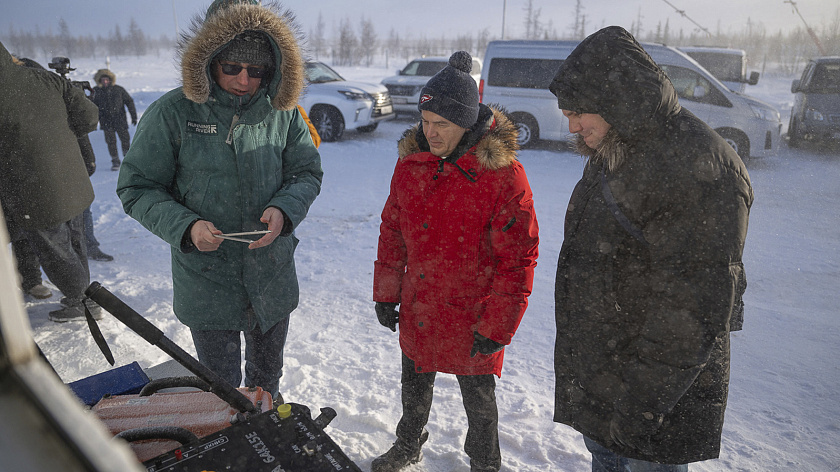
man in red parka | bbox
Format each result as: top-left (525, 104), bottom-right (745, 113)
top-left (372, 51), bottom-right (539, 472)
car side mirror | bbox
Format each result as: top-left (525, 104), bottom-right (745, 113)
top-left (397, 70), bottom-right (403, 76)
top-left (748, 71), bottom-right (760, 85)
top-left (791, 79), bottom-right (801, 93)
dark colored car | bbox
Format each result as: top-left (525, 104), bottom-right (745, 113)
top-left (789, 57), bottom-right (840, 147)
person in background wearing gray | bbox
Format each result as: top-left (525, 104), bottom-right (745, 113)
top-left (91, 68), bottom-right (137, 171)
top-left (0, 42), bottom-right (102, 322)
top-left (116, 0), bottom-right (322, 400)
top-left (548, 26), bottom-right (752, 472)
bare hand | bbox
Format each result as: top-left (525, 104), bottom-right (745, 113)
top-left (190, 220), bottom-right (223, 252)
top-left (248, 207), bottom-right (285, 249)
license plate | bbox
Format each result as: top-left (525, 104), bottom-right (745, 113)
top-left (380, 105), bottom-right (393, 114)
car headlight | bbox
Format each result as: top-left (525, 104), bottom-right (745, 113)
top-left (805, 108), bottom-right (825, 121)
top-left (749, 103), bottom-right (780, 122)
top-left (338, 90), bottom-right (370, 101)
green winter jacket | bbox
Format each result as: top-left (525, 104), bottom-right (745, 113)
top-left (0, 42), bottom-right (98, 230)
top-left (116, 2), bottom-right (322, 331)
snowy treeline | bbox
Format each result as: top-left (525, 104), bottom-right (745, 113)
top-left (3, 4), bottom-right (839, 74)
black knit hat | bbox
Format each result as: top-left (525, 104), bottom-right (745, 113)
top-left (418, 51), bottom-right (479, 128)
top-left (215, 31), bottom-right (274, 67)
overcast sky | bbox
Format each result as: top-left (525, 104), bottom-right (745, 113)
top-left (2, 0), bottom-right (838, 41)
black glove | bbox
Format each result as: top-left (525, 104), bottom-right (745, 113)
top-left (469, 332), bottom-right (504, 357)
top-left (375, 302), bottom-right (399, 332)
top-left (86, 161), bottom-right (96, 176)
top-left (131, 118), bottom-right (138, 125)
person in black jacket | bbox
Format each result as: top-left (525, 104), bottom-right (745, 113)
top-left (92, 69), bottom-right (137, 171)
top-left (548, 27), bottom-right (753, 471)
top-left (0, 42), bottom-right (103, 321)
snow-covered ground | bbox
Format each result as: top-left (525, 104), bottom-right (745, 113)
top-left (15, 52), bottom-right (840, 471)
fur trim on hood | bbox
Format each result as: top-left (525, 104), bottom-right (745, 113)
top-left (178, 1), bottom-right (304, 111)
top-left (397, 105), bottom-right (521, 171)
top-left (94, 69), bottom-right (116, 84)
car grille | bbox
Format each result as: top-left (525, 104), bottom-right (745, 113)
top-left (372, 92), bottom-right (393, 117)
top-left (384, 84), bottom-right (420, 97)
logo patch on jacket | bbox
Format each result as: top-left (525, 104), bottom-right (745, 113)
top-left (186, 121), bottom-right (218, 135)
top-left (420, 94), bottom-right (433, 104)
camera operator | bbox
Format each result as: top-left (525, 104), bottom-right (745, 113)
top-left (0, 41), bottom-right (103, 321)
top-left (45, 57), bottom-right (115, 262)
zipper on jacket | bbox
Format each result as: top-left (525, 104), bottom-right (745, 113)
top-left (225, 96), bottom-right (245, 144)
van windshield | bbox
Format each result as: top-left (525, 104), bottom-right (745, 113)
top-left (808, 63), bottom-right (840, 93)
top-left (402, 61), bottom-right (448, 76)
top-left (684, 52), bottom-right (745, 83)
top-left (487, 58), bottom-right (564, 89)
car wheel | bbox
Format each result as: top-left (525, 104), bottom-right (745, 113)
top-left (716, 129), bottom-right (750, 165)
top-left (357, 123), bottom-right (378, 133)
top-left (788, 116), bottom-right (801, 148)
top-left (310, 106), bottom-right (344, 142)
top-left (511, 113), bottom-right (539, 148)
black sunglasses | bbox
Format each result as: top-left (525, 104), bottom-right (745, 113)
top-left (218, 62), bottom-right (268, 79)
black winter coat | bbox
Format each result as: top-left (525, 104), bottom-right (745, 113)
top-left (92, 69), bottom-right (137, 131)
top-left (0, 42), bottom-right (97, 230)
top-left (549, 27), bottom-right (753, 464)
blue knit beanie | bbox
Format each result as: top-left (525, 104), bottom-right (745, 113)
top-left (418, 51), bottom-right (479, 128)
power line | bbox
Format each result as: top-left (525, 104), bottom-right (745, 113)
top-left (660, 0), bottom-right (711, 37)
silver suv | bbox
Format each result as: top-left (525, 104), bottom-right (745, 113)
top-left (381, 56), bottom-right (481, 116)
top-left (299, 61), bottom-right (395, 142)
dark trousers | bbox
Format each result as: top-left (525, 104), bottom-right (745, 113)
top-left (190, 314), bottom-right (290, 400)
top-left (82, 206), bottom-right (100, 250)
top-left (8, 212), bottom-right (89, 300)
top-left (397, 353), bottom-right (501, 470)
top-left (103, 128), bottom-right (131, 162)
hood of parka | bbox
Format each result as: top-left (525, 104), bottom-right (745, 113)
top-left (549, 26), bottom-right (681, 143)
top-left (93, 68), bottom-right (117, 84)
top-left (178, 0), bottom-right (304, 111)
top-left (398, 105), bottom-right (521, 171)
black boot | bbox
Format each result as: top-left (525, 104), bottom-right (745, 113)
top-left (371, 429), bottom-right (429, 472)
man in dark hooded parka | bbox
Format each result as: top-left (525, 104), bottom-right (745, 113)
top-left (549, 26), bottom-right (753, 471)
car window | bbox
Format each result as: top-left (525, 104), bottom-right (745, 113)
top-left (402, 61), bottom-right (447, 76)
top-left (659, 64), bottom-right (731, 107)
top-left (305, 62), bottom-right (344, 83)
top-left (806, 63), bottom-right (840, 93)
top-left (487, 58), bottom-right (564, 89)
top-left (684, 52), bottom-right (745, 82)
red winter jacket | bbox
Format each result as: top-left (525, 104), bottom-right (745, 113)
top-left (374, 106), bottom-right (539, 376)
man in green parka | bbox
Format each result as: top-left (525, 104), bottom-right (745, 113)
top-left (116, 0), bottom-right (322, 399)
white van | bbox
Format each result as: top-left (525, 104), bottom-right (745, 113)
top-left (479, 40), bottom-right (781, 160)
top-left (679, 46), bottom-right (760, 93)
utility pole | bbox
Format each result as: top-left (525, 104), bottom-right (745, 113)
top-left (172, 0), bottom-right (179, 37)
top-left (784, 0), bottom-right (827, 55)
top-left (501, 0), bottom-right (507, 40)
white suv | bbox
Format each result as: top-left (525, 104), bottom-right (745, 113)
top-left (381, 56), bottom-right (481, 116)
top-left (480, 40), bottom-right (781, 161)
top-left (299, 61), bottom-right (395, 142)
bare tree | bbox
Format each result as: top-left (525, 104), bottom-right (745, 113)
top-left (359, 16), bottom-right (377, 67)
top-left (336, 17), bottom-right (358, 66)
top-left (309, 12), bottom-right (326, 60)
top-left (58, 18), bottom-right (73, 57)
top-left (128, 18), bottom-right (147, 56)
